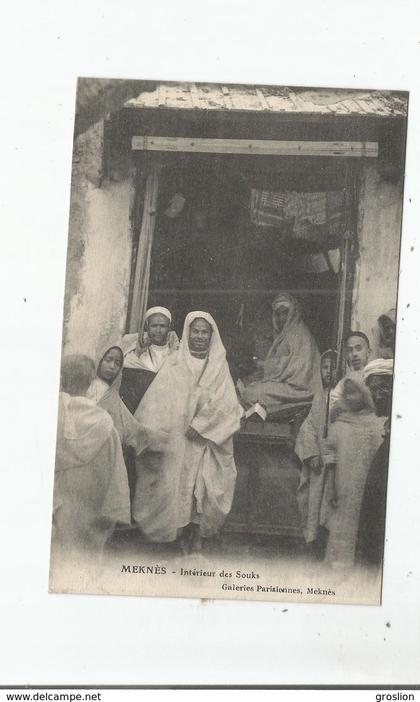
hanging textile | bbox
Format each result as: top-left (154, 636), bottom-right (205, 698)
top-left (250, 188), bottom-right (345, 245)
top-left (250, 190), bottom-right (288, 226)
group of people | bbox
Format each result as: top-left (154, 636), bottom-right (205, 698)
top-left (52, 295), bottom-right (395, 572)
top-left (237, 293), bottom-right (394, 570)
top-left (295, 344), bottom-right (393, 570)
top-left (52, 308), bottom-right (243, 558)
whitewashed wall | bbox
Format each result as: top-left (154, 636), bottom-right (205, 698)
top-left (62, 122), bottom-right (134, 360)
top-left (352, 162), bottom-right (403, 356)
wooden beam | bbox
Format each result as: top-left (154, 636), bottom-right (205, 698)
top-left (132, 135), bottom-right (378, 157)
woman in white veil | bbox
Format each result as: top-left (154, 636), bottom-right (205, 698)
top-left (133, 311), bottom-right (243, 552)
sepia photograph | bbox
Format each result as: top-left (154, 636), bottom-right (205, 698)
top-left (49, 78), bottom-right (408, 605)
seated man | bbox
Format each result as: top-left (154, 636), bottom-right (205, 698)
top-left (120, 306), bottom-right (179, 413)
top-left (51, 354), bottom-right (131, 561)
top-left (238, 292), bottom-right (321, 417)
top-left (330, 331), bottom-right (372, 417)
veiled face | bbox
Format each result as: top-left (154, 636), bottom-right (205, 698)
top-left (98, 347), bottom-right (123, 384)
top-left (147, 313), bottom-right (170, 346)
top-left (272, 305), bottom-right (289, 333)
top-left (188, 318), bottom-right (212, 353)
top-left (321, 357), bottom-right (333, 387)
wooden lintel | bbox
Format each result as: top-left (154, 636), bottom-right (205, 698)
top-left (132, 135), bottom-right (378, 158)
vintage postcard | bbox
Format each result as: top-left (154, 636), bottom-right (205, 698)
top-left (49, 78), bottom-right (408, 605)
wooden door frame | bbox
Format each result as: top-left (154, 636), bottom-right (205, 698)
top-left (334, 161), bottom-right (362, 379)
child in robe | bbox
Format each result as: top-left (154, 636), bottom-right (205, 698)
top-left (295, 349), bottom-right (337, 548)
top-left (87, 343), bottom-right (168, 500)
top-left (87, 344), bottom-right (150, 453)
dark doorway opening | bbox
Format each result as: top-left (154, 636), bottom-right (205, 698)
top-left (144, 153), bottom-right (350, 376)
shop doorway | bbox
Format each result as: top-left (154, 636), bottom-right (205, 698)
top-left (130, 151), bottom-right (357, 378)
